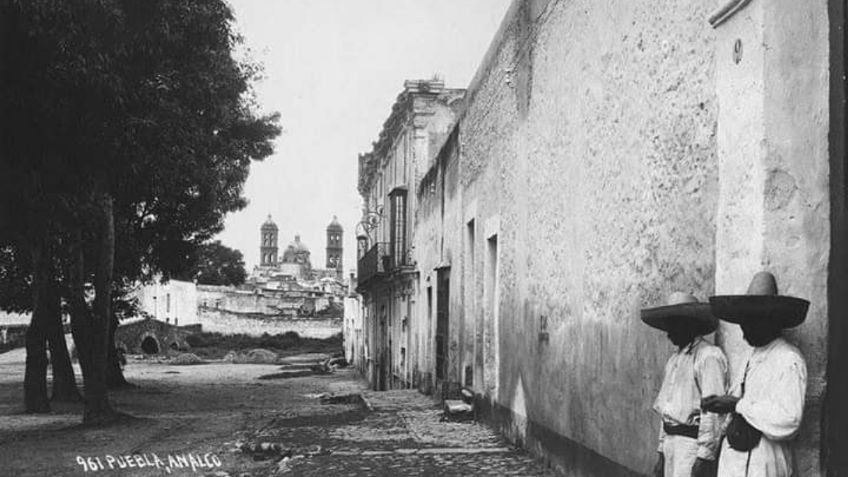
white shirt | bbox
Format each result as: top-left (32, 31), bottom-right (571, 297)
top-left (717, 337), bottom-right (807, 477)
top-left (654, 337), bottom-right (728, 460)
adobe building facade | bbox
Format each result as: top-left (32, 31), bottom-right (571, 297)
top-left (135, 278), bottom-right (199, 327)
top-left (351, 0), bottom-right (847, 476)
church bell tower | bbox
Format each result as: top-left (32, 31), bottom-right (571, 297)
top-left (260, 215), bottom-right (278, 267)
top-left (326, 216), bottom-right (343, 274)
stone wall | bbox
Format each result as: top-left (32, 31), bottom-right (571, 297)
top-left (197, 285), bottom-right (334, 317)
top-left (439, 0), bottom-right (720, 474)
top-left (197, 308), bottom-right (341, 339)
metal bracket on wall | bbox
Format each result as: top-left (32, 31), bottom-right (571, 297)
top-left (708, 0), bottom-right (754, 29)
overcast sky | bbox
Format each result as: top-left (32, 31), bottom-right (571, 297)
top-left (217, 0), bottom-right (512, 273)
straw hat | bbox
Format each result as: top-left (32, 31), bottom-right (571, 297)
top-left (641, 292), bottom-right (718, 335)
top-left (709, 271), bottom-right (809, 328)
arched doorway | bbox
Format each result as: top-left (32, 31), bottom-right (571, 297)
top-left (140, 336), bottom-right (159, 355)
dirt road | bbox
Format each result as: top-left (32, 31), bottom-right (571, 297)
top-left (0, 350), bottom-right (363, 477)
top-left (0, 350), bottom-right (556, 477)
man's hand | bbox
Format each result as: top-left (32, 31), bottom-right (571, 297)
top-left (692, 457), bottom-right (716, 477)
top-left (701, 395), bottom-right (739, 414)
top-left (653, 452), bottom-right (664, 477)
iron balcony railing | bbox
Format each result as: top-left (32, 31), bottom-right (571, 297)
top-left (357, 242), bottom-right (415, 290)
top-left (357, 242), bottom-right (391, 287)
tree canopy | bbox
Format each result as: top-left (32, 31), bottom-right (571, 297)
top-left (0, 0), bottom-right (280, 422)
top-left (191, 241), bottom-right (247, 287)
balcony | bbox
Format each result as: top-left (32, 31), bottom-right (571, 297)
top-left (357, 242), bottom-right (417, 291)
top-left (357, 242), bottom-right (391, 289)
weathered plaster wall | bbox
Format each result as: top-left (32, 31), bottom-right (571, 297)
top-left (0, 310), bottom-right (30, 326)
top-left (414, 131), bottom-right (464, 396)
top-left (441, 139), bottom-right (464, 394)
top-left (455, 0), bottom-right (719, 474)
top-left (342, 295), bottom-right (363, 365)
top-left (412, 177), bottom-right (440, 392)
top-left (713, 1), bottom-right (830, 475)
top-left (136, 279), bottom-right (198, 326)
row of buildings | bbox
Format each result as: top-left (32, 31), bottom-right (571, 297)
top-left (3, 217), bottom-right (348, 358)
top-left (345, 1), bottom-right (847, 476)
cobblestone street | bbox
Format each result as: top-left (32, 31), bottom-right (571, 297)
top-left (261, 389), bottom-right (555, 476)
top-left (231, 374), bottom-right (557, 477)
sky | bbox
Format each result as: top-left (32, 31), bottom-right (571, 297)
top-left (216, 0), bottom-right (513, 273)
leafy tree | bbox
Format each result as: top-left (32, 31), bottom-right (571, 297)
top-left (0, 0), bottom-right (280, 423)
top-left (190, 241), bottom-right (247, 286)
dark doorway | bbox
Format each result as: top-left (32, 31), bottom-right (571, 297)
top-left (377, 303), bottom-right (388, 391)
top-left (435, 268), bottom-right (450, 398)
top-left (140, 336), bottom-right (159, 355)
top-left (826, 0), bottom-right (848, 474)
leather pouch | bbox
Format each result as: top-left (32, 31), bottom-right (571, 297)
top-left (725, 412), bottom-right (762, 452)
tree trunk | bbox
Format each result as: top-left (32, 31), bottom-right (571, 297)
top-left (45, 269), bottom-right (80, 401)
top-left (23, 328), bottom-right (49, 413)
top-left (106, 312), bottom-right (131, 388)
top-left (67, 195), bottom-right (120, 425)
top-left (24, 238), bottom-right (51, 413)
top-left (68, 228), bottom-right (95, 405)
top-left (84, 193), bottom-right (117, 424)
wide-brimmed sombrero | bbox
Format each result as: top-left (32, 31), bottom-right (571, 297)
top-left (709, 271), bottom-right (809, 328)
top-left (641, 292), bottom-right (718, 335)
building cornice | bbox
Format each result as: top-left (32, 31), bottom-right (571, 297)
top-left (356, 80), bottom-right (465, 199)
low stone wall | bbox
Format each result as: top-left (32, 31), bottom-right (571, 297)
top-left (197, 308), bottom-right (342, 339)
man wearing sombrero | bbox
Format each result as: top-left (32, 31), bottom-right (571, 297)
top-left (642, 292), bottom-right (729, 477)
top-left (702, 272), bottom-right (809, 477)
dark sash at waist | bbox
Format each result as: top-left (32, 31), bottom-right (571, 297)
top-left (663, 422), bottom-right (699, 439)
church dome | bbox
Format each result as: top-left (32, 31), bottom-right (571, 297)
top-left (281, 235), bottom-right (311, 265)
top-left (261, 214), bottom-right (278, 231)
top-left (289, 235), bottom-right (309, 253)
top-left (327, 215), bottom-right (343, 231)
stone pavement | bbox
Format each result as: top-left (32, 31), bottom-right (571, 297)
top-left (230, 378), bottom-right (558, 477)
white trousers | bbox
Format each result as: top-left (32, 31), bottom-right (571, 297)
top-left (662, 434), bottom-right (699, 477)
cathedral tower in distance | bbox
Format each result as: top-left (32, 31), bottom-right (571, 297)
top-left (260, 215), bottom-right (278, 267)
top-left (326, 216), bottom-right (343, 271)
